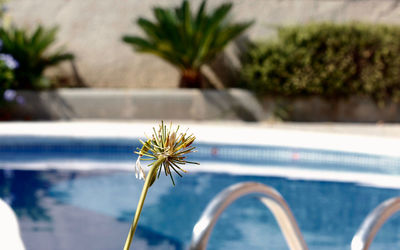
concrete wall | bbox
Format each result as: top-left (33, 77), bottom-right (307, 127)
top-left (262, 96), bottom-right (400, 123)
top-left (8, 0), bottom-right (400, 88)
top-left (8, 89), bottom-right (265, 121)
top-left (4, 89), bottom-right (400, 122)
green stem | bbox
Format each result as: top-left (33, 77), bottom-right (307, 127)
top-left (123, 157), bottom-right (165, 250)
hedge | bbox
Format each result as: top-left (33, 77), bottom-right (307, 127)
top-left (241, 23), bottom-right (400, 104)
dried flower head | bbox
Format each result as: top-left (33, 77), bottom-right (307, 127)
top-left (135, 121), bottom-right (198, 186)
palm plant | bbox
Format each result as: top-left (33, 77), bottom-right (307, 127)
top-left (122, 0), bottom-right (253, 88)
top-left (0, 25), bottom-right (74, 89)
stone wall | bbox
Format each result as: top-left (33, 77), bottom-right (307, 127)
top-left (8, 0), bottom-right (400, 88)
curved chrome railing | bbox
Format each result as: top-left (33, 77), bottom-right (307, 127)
top-left (351, 197), bottom-right (400, 250)
top-left (189, 182), bottom-right (308, 250)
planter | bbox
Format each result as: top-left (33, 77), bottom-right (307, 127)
top-left (262, 96), bottom-right (400, 122)
top-left (2, 88), bottom-right (265, 121)
top-left (3, 89), bottom-right (399, 122)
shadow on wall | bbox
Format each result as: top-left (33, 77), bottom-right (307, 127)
top-left (199, 35), bottom-right (257, 122)
top-left (51, 59), bottom-right (87, 89)
top-left (0, 91), bottom-right (75, 121)
top-left (200, 90), bottom-right (260, 121)
top-left (206, 35), bottom-right (252, 89)
top-left (68, 59), bottom-right (87, 88)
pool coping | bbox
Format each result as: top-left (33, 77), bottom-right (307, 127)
top-left (0, 121), bottom-right (399, 157)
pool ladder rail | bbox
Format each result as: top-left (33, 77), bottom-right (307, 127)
top-left (189, 182), bottom-right (308, 250)
top-left (351, 197), bottom-right (400, 250)
top-left (190, 182), bottom-right (400, 250)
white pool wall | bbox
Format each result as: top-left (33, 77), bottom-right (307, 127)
top-left (1, 121), bottom-right (400, 189)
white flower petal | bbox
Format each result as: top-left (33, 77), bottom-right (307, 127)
top-left (135, 157), bottom-right (140, 179)
top-left (135, 156), bottom-right (145, 180)
top-left (139, 168), bottom-right (145, 180)
top-left (134, 168), bottom-right (139, 179)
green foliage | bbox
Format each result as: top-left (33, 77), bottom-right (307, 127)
top-left (122, 0), bottom-right (252, 87)
top-left (0, 0), bottom-right (14, 107)
top-left (242, 23), bottom-right (400, 103)
top-left (0, 58), bottom-right (15, 105)
top-left (0, 25), bottom-right (74, 89)
top-left (0, 59), bottom-right (14, 87)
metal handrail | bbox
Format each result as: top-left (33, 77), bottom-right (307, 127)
top-left (351, 197), bottom-right (400, 250)
top-left (189, 182), bottom-right (308, 250)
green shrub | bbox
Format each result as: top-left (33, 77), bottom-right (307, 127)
top-left (0, 0), bottom-right (15, 102)
top-left (242, 23), bottom-right (400, 103)
top-left (123, 0), bottom-right (252, 88)
top-left (0, 57), bottom-right (16, 104)
top-left (0, 25), bottom-right (74, 90)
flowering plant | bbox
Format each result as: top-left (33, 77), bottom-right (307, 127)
top-left (0, 25), bottom-right (73, 89)
top-left (0, 57), bottom-right (15, 93)
top-left (0, 1), bottom-right (21, 118)
top-left (123, 122), bottom-right (198, 250)
top-left (0, 39), bottom-right (18, 107)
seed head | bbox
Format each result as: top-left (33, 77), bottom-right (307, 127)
top-left (135, 121), bottom-right (199, 186)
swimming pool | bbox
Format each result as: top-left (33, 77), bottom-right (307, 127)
top-left (1, 133), bottom-right (400, 250)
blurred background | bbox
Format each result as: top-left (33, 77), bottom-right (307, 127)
top-left (1, 0), bottom-right (400, 250)
top-left (2, 0), bottom-right (400, 122)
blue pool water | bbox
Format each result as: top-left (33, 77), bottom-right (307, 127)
top-left (0, 136), bottom-right (400, 249)
top-left (1, 169), bottom-right (400, 250)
